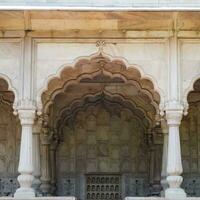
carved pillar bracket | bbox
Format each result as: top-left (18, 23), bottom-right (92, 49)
top-left (40, 124), bottom-right (52, 196)
top-left (32, 117), bottom-right (43, 196)
top-left (160, 118), bottom-right (169, 197)
top-left (14, 100), bottom-right (36, 198)
top-left (165, 102), bottom-right (186, 199)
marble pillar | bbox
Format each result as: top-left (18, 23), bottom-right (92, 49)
top-left (165, 106), bottom-right (186, 199)
top-left (14, 103), bottom-right (36, 198)
top-left (160, 118), bottom-right (169, 197)
top-left (32, 118), bottom-right (42, 196)
top-left (40, 127), bottom-right (51, 196)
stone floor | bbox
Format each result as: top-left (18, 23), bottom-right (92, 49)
top-left (126, 198), bottom-right (200, 200)
top-left (1, 197), bottom-right (200, 200)
top-left (0, 197), bottom-right (76, 200)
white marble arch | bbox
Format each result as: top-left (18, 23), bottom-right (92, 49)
top-left (36, 48), bottom-right (165, 113)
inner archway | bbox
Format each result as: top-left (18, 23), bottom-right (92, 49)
top-left (40, 54), bottom-right (162, 199)
top-left (0, 78), bottom-right (21, 197)
top-left (181, 78), bottom-right (200, 197)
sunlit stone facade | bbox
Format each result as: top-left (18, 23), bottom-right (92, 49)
top-left (0, 2), bottom-right (200, 200)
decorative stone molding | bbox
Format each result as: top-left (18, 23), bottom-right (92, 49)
top-left (96, 40), bottom-right (106, 53)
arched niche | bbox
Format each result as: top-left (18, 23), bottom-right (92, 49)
top-left (180, 78), bottom-right (200, 197)
top-left (39, 54), bottom-right (163, 198)
top-left (56, 102), bottom-right (149, 198)
top-left (0, 78), bottom-right (21, 196)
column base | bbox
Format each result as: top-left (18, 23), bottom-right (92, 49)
top-left (165, 187), bottom-right (186, 199)
top-left (14, 188), bottom-right (35, 199)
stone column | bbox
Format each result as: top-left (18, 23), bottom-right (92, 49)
top-left (149, 146), bottom-right (155, 190)
top-left (160, 118), bottom-right (169, 197)
top-left (40, 127), bottom-right (51, 196)
top-left (50, 135), bottom-right (58, 195)
top-left (165, 106), bottom-right (186, 199)
top-left (32, 118), bottom-right (42, 196)
top-left (147, 131), bottom-right (155, 194)
top-left (14, 102), bottom-right (36, 198)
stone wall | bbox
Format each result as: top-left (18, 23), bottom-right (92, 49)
top-left (56, 104), bottom-right (149, 199)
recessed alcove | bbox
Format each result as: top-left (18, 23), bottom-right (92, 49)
top-left (41, 55), bottom-right (161, 199)
top-left (181, 79), bottom-right (200, 197)
top-left (0, 78), bottom-right (20, 196)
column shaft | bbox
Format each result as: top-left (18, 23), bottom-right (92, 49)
top-left (165, 108), bottom-right (186, 199)
top-left (40, 132), bottom-right (51, 196)
top-left (14, 109), bottom-right (35, 198)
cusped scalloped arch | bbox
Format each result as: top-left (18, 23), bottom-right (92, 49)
top-left (56, 91), bottom-right (152, 129)
top-left (37, 52), bottom-right (164, 114)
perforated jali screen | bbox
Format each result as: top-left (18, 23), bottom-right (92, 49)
top-left (86, 174), bottom-right (121, 200)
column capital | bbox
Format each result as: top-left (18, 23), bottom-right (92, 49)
top-left (165, 110), bottom-right (183, 126)
top-left (165, 101), bottom-right (184, 126)
top-left (18, 109), bottom-right (36, 125)
top-left (16, 99), bottom-right (36, 125)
